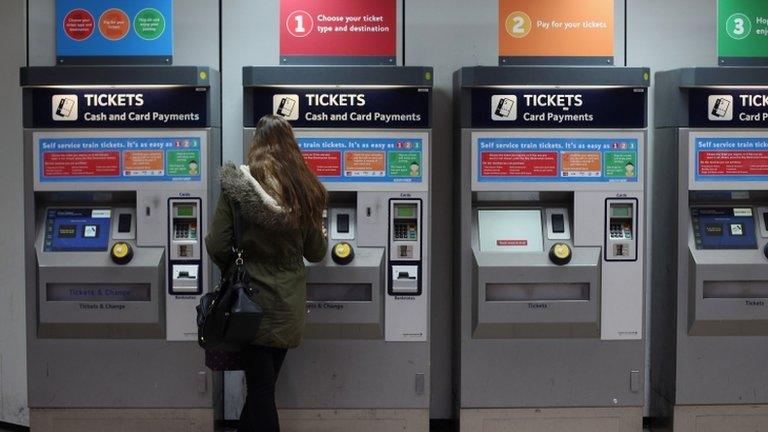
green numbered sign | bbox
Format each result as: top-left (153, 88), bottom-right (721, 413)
top-left (719, 0), bottom-right (768, 65)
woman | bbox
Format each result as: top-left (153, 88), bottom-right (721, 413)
top-left (205, 115), bottom-right (328, 432)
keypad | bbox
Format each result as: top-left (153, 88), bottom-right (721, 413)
top-left (610, 223), bottom-right (632, 239)
top-left (394, 223), bottom-right (418, 240)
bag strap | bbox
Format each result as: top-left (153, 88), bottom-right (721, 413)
top-left (233, 200), bottom-right (244, 252)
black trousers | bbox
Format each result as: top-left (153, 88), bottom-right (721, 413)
top-left (238, 345), bottom-right (288, 432)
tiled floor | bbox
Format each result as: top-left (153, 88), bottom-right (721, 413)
top-left (1, 423), bottom-right (653, 431)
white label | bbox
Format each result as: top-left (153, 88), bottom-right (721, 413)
top-left (91, 209), bottom-right (112, 218)
top-left (52, 95), bottom-right (79, 121)
top-left (273, 94), bottom-right (300, 121)
top-left (491, 95), bottom-right (518, 121)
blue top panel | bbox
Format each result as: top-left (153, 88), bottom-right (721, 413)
top-left (56, 0), bottom-right (173, 62)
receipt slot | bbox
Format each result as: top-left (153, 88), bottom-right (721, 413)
top-left (21, 67), bottom-right (220, 431)
top-left (235, 67), bottom-right (432, 431)
top-left (455, 67), bottom-right (649, 431)
top-left (652, 68), bottom-right (768, 430)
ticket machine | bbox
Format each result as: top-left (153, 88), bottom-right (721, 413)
top-left (455, 67), bottom-right (649, 431)
top-left (233, 66), bottom-right (432, 431)
top-left (652, 68), bottom-right (768, 431)
top-left (21, 66), bottom-right (220, 431)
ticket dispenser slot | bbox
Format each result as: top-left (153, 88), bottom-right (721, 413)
top-left (168, 199), bottom-right (202, 294)
top-left (605, 199), bottom-right (638, 261)
top-left (388, 200), bottom-right (422, 296)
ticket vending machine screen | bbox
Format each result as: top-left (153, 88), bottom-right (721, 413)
top-left (44, 209), bottom-right (111, 252)
top-left (692, 207), bottom-right (757, 250)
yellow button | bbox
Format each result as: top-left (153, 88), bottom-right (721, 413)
top-left (553, 243), bottom-right (571, 259)
top-left (112, 242), bottom-right (129, 258)
top-left (334, 243), bottom-right (351, 258)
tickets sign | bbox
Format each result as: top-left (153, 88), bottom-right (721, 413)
top-left (38, 136), bottom-right (202, 183)
top-left (249, 87), bottom-right (430, 129)
top-left (280, 0), bottom-right (396, 64)
top-left (476, 137), bottom-right (639, 183)
top-left (30, 87), bottom-right (209, 129)
top-left (695, 137), bottom-right (768, 181)
top-left (689, 89), bottom-right (768, 128)
top-left (471, 87), bottom-right (647, 129)
top-left (298, 137), bottom-right (422, 183)
top-left (56, 0), bottom-right (173, 64)
top-left (499, 0), bottom-right (614, 65)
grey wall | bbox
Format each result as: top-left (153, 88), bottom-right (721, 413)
top-left (0, 0), bottom-right (28, 426)
top-left (0, 0), bottom-right (722, 426)
top-left (626, 0), bottom-right (716, 416)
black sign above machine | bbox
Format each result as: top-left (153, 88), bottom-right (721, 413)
top-left (470, 87), bottom-right (647, 129)
top-left (689, 88), bottom-right (768, 128)
top-left (247, 87), bottom-right (431, 128)
top-left (30, 87), bottom-right (210, 128)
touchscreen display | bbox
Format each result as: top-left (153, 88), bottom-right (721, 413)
top-left (692, 207), bottom-right (756, 250)
top-left (44, 209), bottom-right (111, 252)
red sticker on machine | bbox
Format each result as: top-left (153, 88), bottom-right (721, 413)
top-left (698, 151), bottom-right (768, 176)
top-left (481, 152), bottom-right (558, 177)
top-left (303, 151), bottom-right (342, 176)
top-left (43, 151), bottom-right (120, 177)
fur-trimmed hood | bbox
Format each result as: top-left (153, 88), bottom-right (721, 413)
top-left (219, 161), bottom-right (287, 230)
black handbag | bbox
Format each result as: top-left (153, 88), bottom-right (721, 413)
top-left (197, 201), bottom-right (264, 358)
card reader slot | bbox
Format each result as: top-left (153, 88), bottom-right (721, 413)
top-left (486, 283), bottom-right (589, 302)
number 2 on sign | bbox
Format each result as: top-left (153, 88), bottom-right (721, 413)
top-left (505, 11), bottom-right (531, 38)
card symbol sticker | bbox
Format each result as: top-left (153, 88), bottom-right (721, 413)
top-left (491, 95), bottom-right (517, 121)
top-left (708, 95), bottom-right (733, 121)
top-left (273, 94), bottom-right (300, 121)
top-left (52, 95), bottom-right (78, 121)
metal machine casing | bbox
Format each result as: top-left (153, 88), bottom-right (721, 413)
top-left (455, 67), bottom-right (649, 431)
top-left (232, 66), bottom-right (432, 431)
top-left (652, 68), bottom-right (768, 430)
top-left (22, 66), bottom-right (220, 430)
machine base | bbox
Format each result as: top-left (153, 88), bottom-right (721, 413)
top-left (278, 409), bottom-right (428, 432)
top-left (30, 408), bottom-right (213, 432)
top-left (672, 404), bottom-right (768, 432)
top-left (459, 407), bottom-right (643, 432)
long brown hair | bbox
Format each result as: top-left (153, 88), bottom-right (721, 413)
top-left (246, 115), bottom-right (327, 229)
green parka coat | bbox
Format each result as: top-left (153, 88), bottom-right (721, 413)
top-left (205, 162), bottom-right (327, 349)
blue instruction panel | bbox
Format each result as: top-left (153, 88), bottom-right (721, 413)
top-left (44, 208), bottom-right (112, 252)
top-left (38, 136), bottom-right (201, 183)
top-left (476, 138), bottom-right (639, 183)
top-left (692, 207), bottom-right (757, 250)
top-left (695, 137), bottom-right (768, 182)
top-left (298, 137), bottom-right (423, 183)
top-left (56, 0), bottom-right (173, 62)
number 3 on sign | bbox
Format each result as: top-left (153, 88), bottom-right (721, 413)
top-left (505, 11), bottom-right (532, 38)
top-left (286, 10), bottom-right (313, 38)
top-left (726, 13), bottom-right (751, 40)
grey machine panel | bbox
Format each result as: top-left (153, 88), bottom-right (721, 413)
top-left (22, 67), bottom-right (221, 412)
top-left (456, 67), bottom-right (648, 410)
top-left (652, 69), bottom-right (768, 409)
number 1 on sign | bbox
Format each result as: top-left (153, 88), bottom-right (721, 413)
top-left (294, 15), bottom-right (305, 33)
